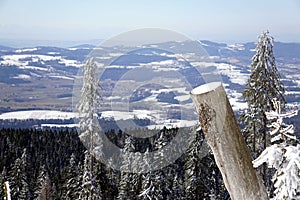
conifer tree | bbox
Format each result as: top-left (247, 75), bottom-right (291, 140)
top-left (9, 149), bottom-right (31, 200)
top-left (77, 57), bottom-right (102, 152)
top-left (62, 154), bottom-right (81, 200)
top-left (241, 31), bottom-right (285, 157)
top-left (241, 31), bottom-right (286, 188)
top-left (152, 132), bottom-right (169, 199)
top-left (37, 173), bottom-right (54, 200)
top-left (79, 151), bottom-right (101, 200)
top-left (184, 132), bottom-right (205, 199)
top-left (35, 165), bottom-right (48, 199)
top-left (117, 135), bottom-right (138, 199)
top-left (77, 58), bottom-right (102, 200)
top-left (139, 149), bottom-right (156, 200)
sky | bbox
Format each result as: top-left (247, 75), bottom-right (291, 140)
top-left (0, 0), bottom-right (300, 44)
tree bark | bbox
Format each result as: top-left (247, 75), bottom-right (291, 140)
top-left (190, 82), bottom-right (268, 200)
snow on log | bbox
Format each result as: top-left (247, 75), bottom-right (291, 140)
top-left (190, 82), bottom-right (268, 200)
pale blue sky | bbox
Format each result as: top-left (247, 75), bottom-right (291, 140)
top-left (0, 0), bottom-right (300, 43)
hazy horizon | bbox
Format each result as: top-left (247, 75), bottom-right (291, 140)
top-left (1, 0), bottom-right (300, 46)
top-left (1, 37), bottom-right (300, 49)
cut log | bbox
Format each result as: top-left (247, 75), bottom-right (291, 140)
top-left (190, 82), bottom-right (268, 200)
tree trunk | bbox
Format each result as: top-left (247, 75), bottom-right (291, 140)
top-left (190, 82), bottom-right (268, 200)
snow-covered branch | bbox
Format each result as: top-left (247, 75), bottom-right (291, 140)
top-left (253, 98), bottom-right (300, 199)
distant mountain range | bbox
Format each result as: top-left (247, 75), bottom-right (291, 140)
top-left (0, 38), bottom-right (103, 48)
top-left (0, 40), bottom-right (299, 130)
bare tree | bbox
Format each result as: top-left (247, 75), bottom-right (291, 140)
top-left (190, 82), bottom-right (268, 200)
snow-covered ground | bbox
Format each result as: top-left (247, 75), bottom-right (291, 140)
top-left (41, 123), bottom-right (79, 128)
top-left (0, 54), bottom-right (83, 68)
top-left (0, 109), bottom-right (198, 129)
top-left (214, 63), bottom-right (249, 85)
top-left (0, 110), bottom-right (78, 120)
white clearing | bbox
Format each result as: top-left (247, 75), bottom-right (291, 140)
top-left (0, 110), bottom-right (78, 120)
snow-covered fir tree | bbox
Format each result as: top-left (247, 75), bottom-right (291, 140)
top-left (184, 132), bottom-right (205, 199)
top-left (62, 154), bottom-right (82, 200)
top-left (9, 148), bottom-right (31, 199)
top-left (117, 135), bottom-right (139, 199)
top-left (35, 165), bottom-right (48, 199)
top-left (152, 131), bottom-right (170, 199)
top-left (79, 151), bottom-right (102, 200)
top-left (139, 149), bottom-right (156, 200)
top-left (77, 58), bottom-right (103, 199)
top-left (77, 57), bottom-right (102, 152)
top-left (240, 31), bottom-right (285, 157)
top-left (37, 173), bottom-right (54, 200)
top-left (253, 98), bottom-right (299, 199)
top-left (240, 31), bottom-right (286, 188)
top-left (130, 151), bottom-right (142, 196)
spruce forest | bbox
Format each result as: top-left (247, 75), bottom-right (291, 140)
top-left (0, 127), bottom-right (229, 199)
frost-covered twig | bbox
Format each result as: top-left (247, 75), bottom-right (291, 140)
top-left (265, 98), bottom-right (298, 143)
top-left (253, 98), bottom-right (300, 199)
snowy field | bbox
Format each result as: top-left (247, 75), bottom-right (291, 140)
top-left (0, 110), bottom-right (78, 120)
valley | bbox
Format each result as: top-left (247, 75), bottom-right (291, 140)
top-left (0, 40), bottom-right (299, 130)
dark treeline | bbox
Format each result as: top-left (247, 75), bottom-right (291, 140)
top-left (0, 127), bottom-right (229, 199)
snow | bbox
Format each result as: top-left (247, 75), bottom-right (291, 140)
top-left (106, 65), bottom-right (139, 69)
top-left (106, 96), bottom-right (122, 100)
top-left (286, 91), bottom-right (300, 95)
top-left (49, 75), bottom-right (74, 80)
top-left (229, 100), bottom-right (248, 111)
top-left (15, 48), bottom-right (38, 53)
top-left (13, 74), bottom-right (31, 79)
top-left (214, 63), bottom-right (249, 85)
top-left (109, 53), bottom-right (123, 57)
top-left (41, 124), bottom-right (79, 128)
top-left (225, 88), bottom-right (247, 111)
top-left (292, 80), bottom-right (300, 87)
top-left (253, 99), bottom-right (300, 199)
top-left (68, 48), bottom-right (78, 51)
top-left (47, 52), bottom-right (60, 55)
top-left (175, 94), bottom-right (190, 102)
top-left (0, 110), bottom-right (78, 120)
top-left (0, 54), bottom-right (61, 67)
top-left (139, 59), bottom-right (189, 72)
top-left (96, 56), bottom-right (112, 60)
top-left (147, 119), bottom-right (197, 130)
top-left (58, 59), bottom-right (83, 68)
top-left (19, 65), bottom-right (49, 71)
top-left (139, 87), bottom-right (189, 102)
top-left (100, 110), bottom-right (154, 121)
top-left (227, 43), bottom-right (245, 51)
top-left (0, 54), bottom-right (83, 68)
top-left (253, 144), bottom-right (300, 199)
top-left (100, 110), bottom-right (197, 129)
top-left (198, 40), bottom-right (209, 47)
top-left (157, 87), bottom-right (187, 94)
top-left (191, 82), bottom-right (222, 95)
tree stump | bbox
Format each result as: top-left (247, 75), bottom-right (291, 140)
top-left (190, 82), bottom-right (268, 200)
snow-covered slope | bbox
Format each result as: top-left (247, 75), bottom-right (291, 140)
top-left (0, 110), bottom-right (78, 120)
